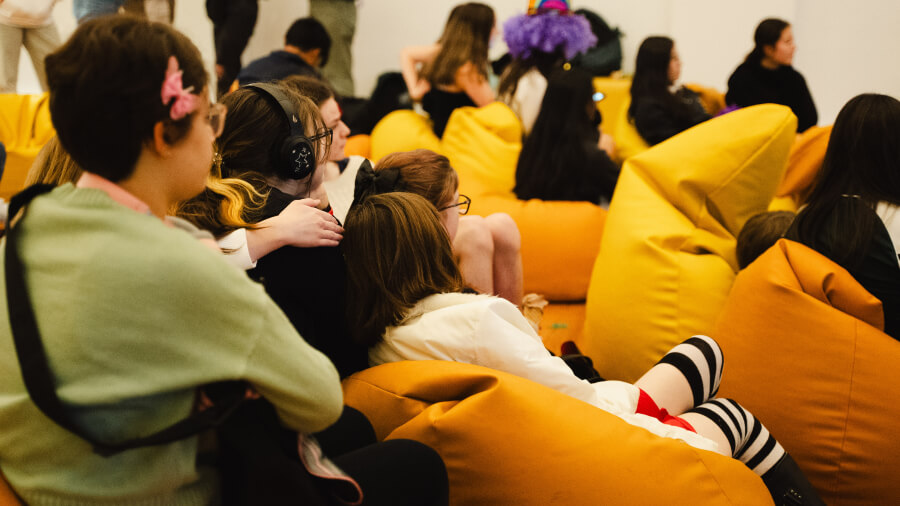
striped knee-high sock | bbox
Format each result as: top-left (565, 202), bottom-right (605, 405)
top-left (688, 398), bottom-right (786, 477)
top-left (655, 335), bottom-right (724, 407)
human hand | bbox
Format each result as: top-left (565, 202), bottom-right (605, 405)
top-left (266, 198), bottom-right (343, 248)
top-left (409, 79), bottom-right (431, 101)
top-left (598, 131), bottom-right (617, 160)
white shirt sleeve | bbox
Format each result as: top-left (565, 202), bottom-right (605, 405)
top-left (217, 228), bottom-right (257, 270)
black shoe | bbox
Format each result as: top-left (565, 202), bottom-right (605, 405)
top-left (761, 453), bottom-right (826, 506)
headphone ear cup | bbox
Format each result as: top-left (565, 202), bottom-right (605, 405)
top-left (282, 135), bottom-right (315, 180)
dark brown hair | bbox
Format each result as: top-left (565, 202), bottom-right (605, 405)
top-left (422, 3), bottom-right (494, 86)
top-left (280, 75), bottom-right (334, 106)
top-left (45, 16), bottom-right (207, 182)
top-left (343, 192), bottom-right (466, 347)
top-left (736, 210), bottom-right (796, 269)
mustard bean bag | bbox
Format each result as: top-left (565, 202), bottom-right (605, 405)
top-left (582, 104), bottom-right (796, 382)
top-left (592, 77), bottom-right (631, 139)
top-left (0, 93), bottom-right (55, 200)
top-left (715, 239), bottom-right (900, 506)
top-left (442, 103), bottom-right (606, 301)
top-left (369, 109), bottom-right (440, 163)
top-left (769, 125), bottom-right (833, 212)
top-left (343, 360), bottom-right (773, 506)
top-left (610, 97), bottom-right (650, 163)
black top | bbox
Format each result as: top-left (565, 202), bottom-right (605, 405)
top-left (422, 89), bottom-right (475, 138)
top-left (725, 61), bottom-right (817, 133)
top-left (785, 198), bottom-right (900, 340)
top-left (237, 50), bottom-right (321, 86)
top-left (630, 87), bottom-right (711, 146)
top-left (247, 188), bottom-right (369, 378)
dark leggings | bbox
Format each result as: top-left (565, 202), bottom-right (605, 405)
top-left (314, 406), bottom-right (449, 506)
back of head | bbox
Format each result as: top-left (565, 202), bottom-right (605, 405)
top-left (630, 36), bottom-right (673, 103)
top-left (516, 67), bottom-right (596, 199)
top-left (343, 192), bottom-right (465, 346)
top-left (746, 18), bottom-right (789, 65)
top-left (353, 149), bottom-right (458, 209)
top-left (45, 16), bottom-right (207, 182)
top-left (736, 210), bottom-right (796, 269)
top-left (280, 75), bottom-right (334, 107)
top-left (424, 2), bottom-right (495, 86)
top-left (792, 93), bottom-right (900, 265)
top-left (285, 17), bottom-right (332, 66)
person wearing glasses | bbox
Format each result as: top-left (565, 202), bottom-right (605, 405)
top-left (178, 83), bottom-right (369, 378)
top-left (352, 149), bottom-right (524, 309)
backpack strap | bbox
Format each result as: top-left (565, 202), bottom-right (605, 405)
top-left (5, 184), bottom-right (245, 457)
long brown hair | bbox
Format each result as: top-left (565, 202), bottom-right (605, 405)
top-left (343, 192), bottom-right (466, 347)
top-left (176, 85), bottom-right (329, 237)
top-left (421, 2), bottom-right (494, 87)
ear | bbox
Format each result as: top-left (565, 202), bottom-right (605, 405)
top-left (151, 121), bottom-right (171, 157)
top-left (308, 48), bottom-right (322, 66)
top-left (763, 44), bottom-right (776, 59)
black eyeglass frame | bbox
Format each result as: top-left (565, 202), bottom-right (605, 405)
top-left (439, 194), bottom-right (471, 215)
top-left (310, 127), bottom-right (333, 144)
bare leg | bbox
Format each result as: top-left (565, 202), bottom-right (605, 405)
top-left (453, 215), bottom-right (494, 295)
top-left (484, 213), bottom-right (523, 306)
top-left (633, 335), bottom-right (723, 416)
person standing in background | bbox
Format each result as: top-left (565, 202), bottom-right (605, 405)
top-left (207, 0), bottom-right (258, 98)
top-left (0, 0), bottom-right (61, 92)
top-left (310, 0), bottom-right (356, 98)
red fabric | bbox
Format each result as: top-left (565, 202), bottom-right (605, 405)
top-left (636, 389), bottom-right (697, 433)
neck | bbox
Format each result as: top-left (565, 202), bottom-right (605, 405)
top-left (284, 45), bottom-right (318, 67)
top-left (118, 174), bottom-right (172, 220)
top-left (760, 57), bottom-right (780, 70)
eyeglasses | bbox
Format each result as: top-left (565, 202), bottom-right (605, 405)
top-left (310, 127), bottom-right (333, 144)
top-left (208, 103), bottom-right (227, 138)
top-left (439, 194), bottom-right (471, 215)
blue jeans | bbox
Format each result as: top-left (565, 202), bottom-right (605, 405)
top-left (73, 0), bottom-right (125, 22)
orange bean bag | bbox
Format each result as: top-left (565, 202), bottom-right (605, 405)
top-left (769, 125), bottom-right (833, 211)
top-left (343, 360), bottom-right (773, 505)
top-left (714, 239), bottom-right (900, 506)
top-left (583, 104), bottom-right (796, 382)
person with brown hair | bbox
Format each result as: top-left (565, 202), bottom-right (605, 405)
top-left (736, 210), bottom-right (795, 269)
top-left (400, 2), bottom-right (496, 137)
top-left (344, 191), bottom-right (824, 506)
top-left (353, 149), bottom-right (524, 307)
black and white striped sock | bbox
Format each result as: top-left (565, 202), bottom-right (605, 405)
top-left (687, 398), bottom-right (786, 477)
top-left (655, 335), bottom-right (724, 407)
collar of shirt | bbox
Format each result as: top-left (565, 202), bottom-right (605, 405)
top-left (76, 172), bottom-right (153, 217)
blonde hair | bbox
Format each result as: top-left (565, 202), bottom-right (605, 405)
top-left (421, 3), bottom-right (494, 86)
top-left (25, 136), bottom-right (83, 186)
top-left (343, 192), bottom-right (466, 346)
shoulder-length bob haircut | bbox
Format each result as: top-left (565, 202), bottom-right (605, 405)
top-left (343, 192), bottom-right (465, 347)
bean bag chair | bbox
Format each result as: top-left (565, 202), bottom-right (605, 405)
top-left (343, 360), bottom-right (773, 505)
top-left (715, 239), bottom-right (900, 506)
top-left (0, 93), bottom-right (54, 200)
top-left (0, 472), bottom-right (19, 506)
top-left (610, 96), bottom-right (650, 163)
top-left (369, 109), bottom-right (440, 163)
top-left (684, 83), bottom-right (726, 117)
top-left (591, 76), bottom-right (631, 139)
top-left (344, 134), bottom-right (371, 159)
top-left (582, 104), bottom-right (796, 382)
top-left (442, 103), bottom-right (606, 301)
top-left (769, 125), bottom-right (833, 212)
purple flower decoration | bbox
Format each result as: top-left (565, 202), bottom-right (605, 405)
top-left (503, 12), bottom-right (597, 60)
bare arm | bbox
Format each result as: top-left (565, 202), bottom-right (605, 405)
top-left (456, 62), bottom-right (495, 107)
top-left (400, 44), bottom-right (440, 101)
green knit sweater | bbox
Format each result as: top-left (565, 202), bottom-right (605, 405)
top-left (0, 185), bottom-right (343, 505)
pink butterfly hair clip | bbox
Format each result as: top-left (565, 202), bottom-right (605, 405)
top-left (161, 55), bottom-right (197, 120)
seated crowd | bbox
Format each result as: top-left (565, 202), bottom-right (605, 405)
top-left (0, 1), bottom-right (897, 505)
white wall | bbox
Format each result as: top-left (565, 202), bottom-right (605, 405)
top-left (13, 0), bottom-right (900, 125)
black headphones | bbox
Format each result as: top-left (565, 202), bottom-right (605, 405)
top-left (244, 82), bottom-right (316, 180)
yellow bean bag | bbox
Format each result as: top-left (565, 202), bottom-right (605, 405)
top-left (442, 103), bottom-right (606, 301)
top-left (611, 97), bottom-right (650, 163)
top-left (369, 110), bottom-right (440, 163)
top-left (582, 104), bottom-right (797, 382)
top-left (0, 93), bottom-right (55, 200)
top-left (592, 77), bottom-right (631, 139)
top-left (343, 360), bottom-right (773, 506)
top-left (715, 239), bottom-right (900, 506)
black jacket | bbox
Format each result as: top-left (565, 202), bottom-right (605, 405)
top-left (726, 61), bottom-right (817, 133)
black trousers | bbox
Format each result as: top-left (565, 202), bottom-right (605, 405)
top-left (206, 0), bottom-right (258, 97)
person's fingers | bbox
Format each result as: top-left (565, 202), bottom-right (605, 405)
top-left (295, 198), bottom-right (320, 208)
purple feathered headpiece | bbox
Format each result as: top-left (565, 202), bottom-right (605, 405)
top-left (503, 9), bottom-right (597, 60)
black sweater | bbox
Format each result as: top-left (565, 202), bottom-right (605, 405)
top-left (726, 61), bottom-right (817, 133)
top-left (247, 188), bottom-right (369, 378)
top-left (630, 87), bottom-right (711, 146)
